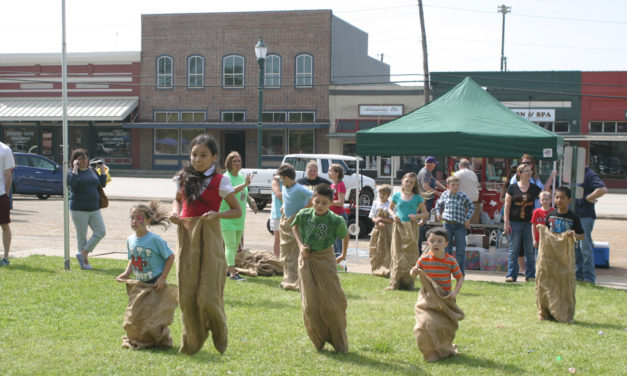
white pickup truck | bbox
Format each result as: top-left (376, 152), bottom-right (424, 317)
top-left (242, 154), bottom-right (376, 210)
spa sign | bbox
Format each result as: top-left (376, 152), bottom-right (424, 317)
top-left (513, 109), bottom-right (555, 122)
top-left (359, 105), bottom-right (403, 117)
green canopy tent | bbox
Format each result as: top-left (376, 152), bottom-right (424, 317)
top-left (356, 77), bottom-right (563, 160)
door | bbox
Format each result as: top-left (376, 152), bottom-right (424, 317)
top-left (223, 131), bottom-right (246, 166)
top-left (40, 127), bottom-right (61, 163)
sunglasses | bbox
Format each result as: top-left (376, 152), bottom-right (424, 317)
top-left (90, 161), bottom-right (104, 167)
top-left (522, 161), bottom-right (532, 165)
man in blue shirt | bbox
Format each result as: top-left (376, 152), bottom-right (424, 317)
top-left (574, 166), bottom-right (607, 284)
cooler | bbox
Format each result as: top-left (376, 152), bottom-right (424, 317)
top-left (593, 241), bottom-right (610, 269)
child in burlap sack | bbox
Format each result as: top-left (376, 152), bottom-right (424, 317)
top-left (410, 227), bottom-right (465, 361)
top-left (116, 201), bottom-right (177, 349)
top-left (536, 186), bottom-right (584, 323)
top-left (277, 163), bottom-right (312, 291)
top-left (170, 134), bottom-right (242, 355)
top-left (292, 184), bottom-right (349, 353)
top-left (368, 184), bottom-right (393, 277)
top-left (387, 173), bottom-right (429, 290)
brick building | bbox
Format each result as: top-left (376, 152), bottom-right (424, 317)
top-left (0, 52), bottom-right (140, 168)
top-left (129, 10), bottom-right (390, 170)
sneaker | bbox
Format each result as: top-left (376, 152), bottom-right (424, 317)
top-left (229, 274), bottom-right (245, 282)
top-left (75, 253), bottom-right (85, 269)
top-left (505, 277), bottom-right (515, 283)
top-left (0, 258), bottom-right (9, 266)
top-left (83, 263), bottom-right (93, 270)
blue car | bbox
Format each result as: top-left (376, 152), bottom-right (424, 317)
top-left (12, 152), bottom-right (63, 199)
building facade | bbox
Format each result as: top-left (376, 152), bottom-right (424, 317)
top-left (131, 10), bottom-right (389, 170)
top-left (0, 52), bottom-right (140, 168)
top-left (431, 71), bottom-right (627, 189)
top-left (328, 84), bottom-right (425, 180)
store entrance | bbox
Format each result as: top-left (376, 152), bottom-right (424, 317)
top-left (223, 131), bottom-right (246, 166)
top-left (40, 127), bottom-right (61, 162)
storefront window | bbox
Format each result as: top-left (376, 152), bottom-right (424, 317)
top-left (181, 129), bottom-right (205, 155)
top-left (2, 127), bottom-right (37, 153)
top-left (590, 141), bottom-right (626, 180)
top-left (155, 129), bottom-right (179, 155)
top-left (262, 130), bottom-right (285, 156)
top-left (94, 128), bottom-right (131, 157)
top-left (288, 130), bottom-right (313, 154)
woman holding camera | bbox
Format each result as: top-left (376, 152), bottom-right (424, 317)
top-left (68, 149), bottom-right (108, 270)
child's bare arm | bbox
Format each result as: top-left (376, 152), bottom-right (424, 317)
top-left (292, 224), bottom-right (310, 258)
top-left (449, 275), bottom-right (464, 299)
top-left (336, 233), bottom-right (349, 263)
top-left (170, 191), bottom-right (183, 224)
top-left (116, 260), bottom-right (133, 282)
top-left (209, 192), bottom-right (241, 220)
top-left (532, 223), bottom-right (539, 247)
top-left (155, 254), bottom-right (175, 292)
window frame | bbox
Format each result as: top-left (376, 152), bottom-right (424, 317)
top-left (294, 53), bottom-right (313, 88)
top-left (187, 55), bottom-right (204, 89)
top-left (222, 54), bottom-right (245, 88)
top-left (221, 111), bottom-right (246, 122)
top-left (156, 55), bottom-right (174, 89)
top-left (264, 54), bottom-right (281, 88)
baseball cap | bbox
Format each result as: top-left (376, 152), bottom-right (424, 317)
top-left (425, 156), bottom-right (438, 164)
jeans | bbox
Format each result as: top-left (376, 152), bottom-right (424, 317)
top-left (576, 217), bottom-right (596, 283)
top-left (71, 210), bottom-right (106, 253)
top-left (507, 221), bottom-right (535, 280)
top-left (418, 200), bottom-right (434, 254)
top-left (333, 212), bottom-right (348, 257)
top-left (443, 222), bottom-right (467, 275)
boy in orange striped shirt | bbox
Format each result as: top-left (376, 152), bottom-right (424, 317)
top-left (411, 228), bottom-right (464, 298)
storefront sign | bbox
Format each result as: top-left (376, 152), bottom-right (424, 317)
top-left (359, 105), bottom-right (403, 117)
top-left (513, 109), bottom-right (555, 122)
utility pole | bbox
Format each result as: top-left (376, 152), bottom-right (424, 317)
top-left (498, 4), bottom-right (511, 72)
top-left (418, 0), bottom-right (430, 104)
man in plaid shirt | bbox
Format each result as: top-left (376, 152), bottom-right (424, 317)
top-left (435, 175), bottom-right (475, 275)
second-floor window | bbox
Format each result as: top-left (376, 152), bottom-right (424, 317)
top-left (157, 56), bottom-right (173, 89)
top-left (188, 55), bottom-right (204, 88)
top-left (265, 55), bottom-right (281, 88)
top-left (295, 54), bottom-right (312, 88)
top-left (223, 55), bottom-right (244, 87)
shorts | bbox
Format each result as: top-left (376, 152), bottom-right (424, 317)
top-left (0, 194), bottom-right (10, 225)
top-left (270, 217), bottom-right (280, 231)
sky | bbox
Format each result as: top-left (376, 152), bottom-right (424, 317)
top-left (2, 0), bottom-right (626, 85)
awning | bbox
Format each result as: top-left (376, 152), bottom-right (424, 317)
top-left (0, 97), bottom-right (138, 121)
top-left (563, 134), bottom-right (627, 142)
top-left (123, 122), bottom-right (329, 130)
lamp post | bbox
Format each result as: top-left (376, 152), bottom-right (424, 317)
top-left (255, 37), bottom-right (267, 168)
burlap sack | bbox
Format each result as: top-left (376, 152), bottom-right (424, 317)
top-left (369, 209), bottom-right (392, 277)
top-left (413, 269), bottom-right (465, 362)
top-left (298, 246), bottom-right (348, 353)
top-left (176, 217), bottom-right (228, 355)
top-left (120, 279), bottom-right (178, 350)
top-left (235, 248), bottom-right (284, 277)
top-left (388, 221), bottom-right (420, 290)
top-left (536, 225), bottom-right (576, 324)
top-left (279, 213), bottom-right (300, 291)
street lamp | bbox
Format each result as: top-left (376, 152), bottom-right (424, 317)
top-left (255, 37), bottom-right (267, 168)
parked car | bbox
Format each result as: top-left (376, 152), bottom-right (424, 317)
top-left (243, 154), bottom-right (377, 210)
top-left (12, 152), bottom-right (63, 199)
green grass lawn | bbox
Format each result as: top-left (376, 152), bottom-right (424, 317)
top-left (1, 256), bottom-right (625, 376)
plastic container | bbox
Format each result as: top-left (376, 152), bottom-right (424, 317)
top-left (480, 248), bottom-right (509, 272)
top-left (593, 241), bottom-right (610, 268)
top-left (465, 246), bottom-right (483, 270)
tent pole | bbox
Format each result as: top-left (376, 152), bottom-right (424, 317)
top-left (355, 156), bottom-right (360, 267)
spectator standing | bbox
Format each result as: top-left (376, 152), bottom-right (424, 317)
top-left (574, 166), bottom-right (607, 284)
top-left (510, 154), bottom-right (556, 208)
top-left (297, 160), bottom-right (331, 191)
top-left (68, 148), bottom-right (108, 270)
top-left (418, 156), bottom-right (446, 251)
top-left (503, 164), bottom-right (541, 282)
top-left (0, 141), bottom-right (15, 266)
top-left (454, 159), bottom-right (479, 202)
top-left (328, 164), bottom-right (349, 260)
top-left (220, 151), bottom-right (257, 281)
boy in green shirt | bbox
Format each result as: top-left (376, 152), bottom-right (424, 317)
top-left (291, 184), bottom-right (349, 353)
